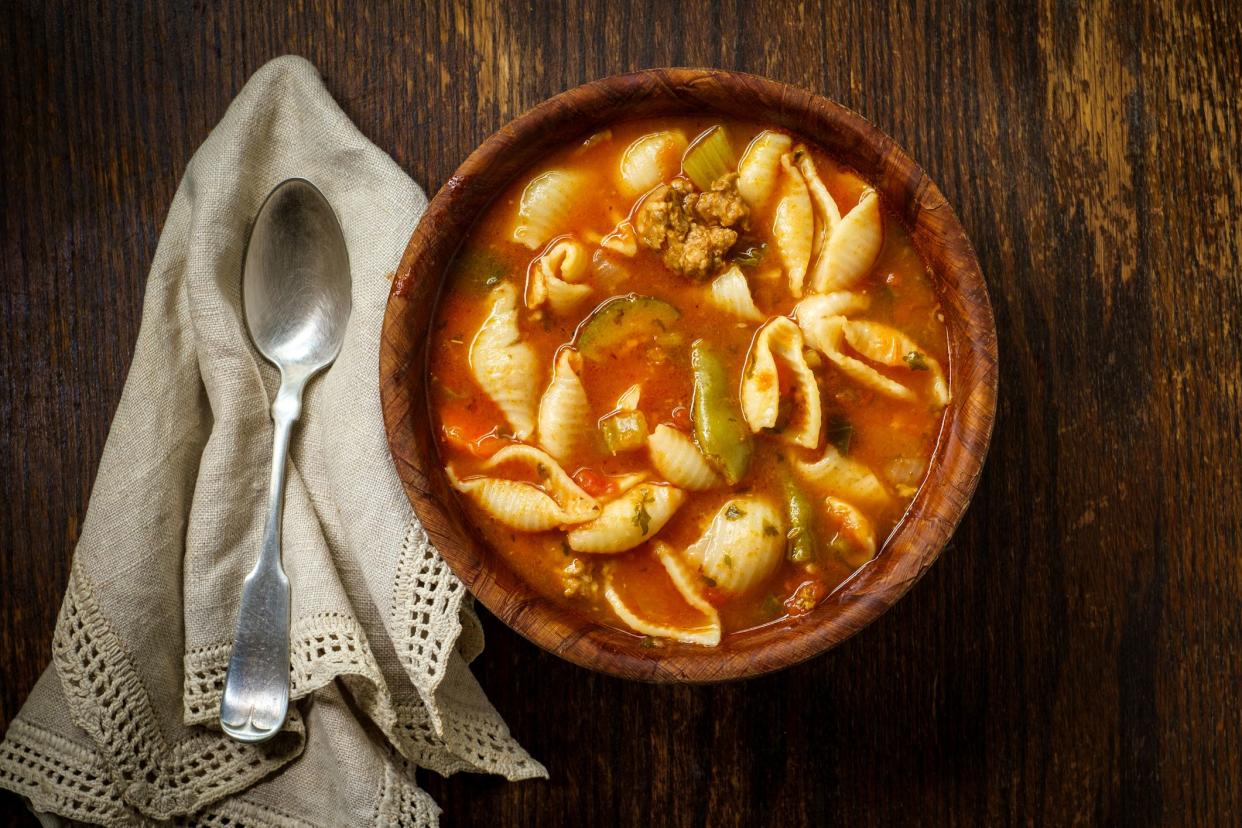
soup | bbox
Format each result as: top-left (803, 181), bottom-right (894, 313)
top-left (428, 117), bottom-right (949, 646)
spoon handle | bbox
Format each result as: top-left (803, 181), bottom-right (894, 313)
top-left (219, 383), bottom-right (299, 743)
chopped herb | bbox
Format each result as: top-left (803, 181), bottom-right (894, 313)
top-left (724, 503), bottom-right (745, 520)
top-left (536, 462), bottom-right (549, 479)
top-left (761, 594), bottom-right (782, 617)
top-left (733, 241), bottom-right (767, 268)
top-left (640, 635), bottom-right (658, 649)
top-left (722, 554), bottom-right (734, 569)
top-left (762, 520), bottom-right (780, 537)
top-left (827, 415), bottom-right (853, 455)
top-left (632, 490), bottom-right (654, 535)
top-left (903, 351), bottom-right (930, 371)
top-left (701, 574), bottom-right (718, 588)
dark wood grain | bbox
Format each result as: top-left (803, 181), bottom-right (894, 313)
top-left (3, 0), bottom-right (1239, 824)
top-left (381, 67), bottom-right (998, 682)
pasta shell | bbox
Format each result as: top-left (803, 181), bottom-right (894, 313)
top-left (447, 475), bottom-right (579, 532)
top-left (796, 147), bottom-right (841, 241)
top-left (811, 189), bottom-right (883, 293)
top-left (513, 169), bottom-right (585, 250)
top-left (537, 348), bottom-right (595, 464)
top-left (469, 283), bottom-right (540, 439)
top-left (823, 496), bottom-right (877, 568)
top-left (793, 291), bottom-right (871, 336)
top-left (567, 483), bottom-right (686, 553)
top-left (653, 542), bottom-right (723, 635)
top-left (798, 149), bottom-right (845, 289)
top-left (526, 238), bottom-right (592, 315)
top-left (840, 320), bottom-right (950, 407)
top-left (707, 265), bottom-right (764, 322)
top-left (601, 221), bottom-right (638, 257)
top-left (603, 542), bottom-right (722, 646)
top-left (775, 153), bottom-right (814, 299)
top-left (794, 445), bottom-right (890, 511)
top-left (772, 154), bottom-right (814, 298)
top-left (608, 471), bottom-right (648, 495)
top-left (797, 312), bottom-right (917, 402)
top-left (618, 130), bottom-right (688, 197)
top-left (483, 444), bottom-right (599, 518)
top-left (737, 130), bottom-right (792, 207)
top-left (603, 586), bottom-right (721, 646)
top-left (647, 424), bottom-right (722, 491)
top-left (683, 496), bottom-right (785, 597)
top-left (741, 317), bottom-right (823, 449)
top-left (447, 445), bottom-right (599, 531)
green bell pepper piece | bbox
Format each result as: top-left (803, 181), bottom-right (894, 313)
top-left (690, 340), bottom-right (752, 484)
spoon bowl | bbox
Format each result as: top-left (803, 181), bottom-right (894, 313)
top-left (220, 178), bottom-right (351, 742)
top-left (243, 179), bottom-right (352, 374)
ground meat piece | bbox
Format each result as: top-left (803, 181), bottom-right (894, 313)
top-left (693, 174), bottom-right (749, 227)
top-left (635, 174), bottom-right (749, 280)
top-left (561, 557), bottom-right (598, 599)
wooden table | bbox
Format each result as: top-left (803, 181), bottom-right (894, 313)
top-left (2, 1), bottom-right (1239, 824)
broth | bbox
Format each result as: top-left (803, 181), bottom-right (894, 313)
top-left (429, 117), bottom-right (949, 645)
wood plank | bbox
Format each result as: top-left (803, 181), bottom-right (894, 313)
top-left (2, 1), bottom-right (1238, 824)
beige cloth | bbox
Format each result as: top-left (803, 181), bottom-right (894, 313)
top-left (0, 55), bottom-right (544, 826)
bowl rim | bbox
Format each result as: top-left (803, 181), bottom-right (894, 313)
top-left (380, 67), bottom-right (998, 682)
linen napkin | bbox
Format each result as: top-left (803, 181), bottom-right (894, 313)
top-left (0, 55), bottom-right (545, 826)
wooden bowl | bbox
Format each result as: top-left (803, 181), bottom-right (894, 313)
top-left (380, 68), bottom-right (998, 682)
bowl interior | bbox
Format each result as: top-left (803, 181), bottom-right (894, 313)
top-left (380, 68), bottom-right (998, 682)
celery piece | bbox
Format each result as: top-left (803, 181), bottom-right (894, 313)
top-left (601, 410), bottom-right (649, 454)
top-left (683, 126), bottom-right (736, 190)
top-left (690, 340), bottom-right (752, 484)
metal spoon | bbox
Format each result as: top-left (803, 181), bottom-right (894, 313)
top-left (219, 178), bottom-right (351, 743)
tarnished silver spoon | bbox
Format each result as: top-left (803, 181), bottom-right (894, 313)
top-left (220, 179), bottom-right (351, 743)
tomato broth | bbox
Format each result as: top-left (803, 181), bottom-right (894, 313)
top-left (429, 117), bottom-right (949, 645)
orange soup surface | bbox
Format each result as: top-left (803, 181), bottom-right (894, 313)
top-left (429, 117), bottom-right (950, 645)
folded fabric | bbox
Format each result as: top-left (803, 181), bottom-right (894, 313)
top-left (0, 55), bottom-right (544, 827)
